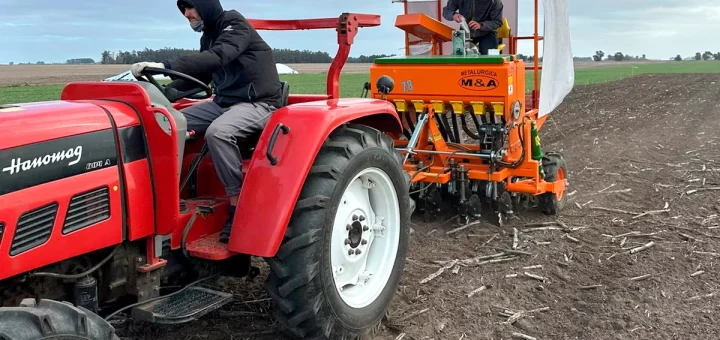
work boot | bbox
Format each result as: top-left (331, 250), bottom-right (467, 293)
top-left (219, 205), bottom-right (236, 244)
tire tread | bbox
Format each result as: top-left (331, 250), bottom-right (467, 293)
top-left (264, 123), bottom-right (407, 340)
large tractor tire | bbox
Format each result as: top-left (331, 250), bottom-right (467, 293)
top-left (0, 298), bottom-right (120, 340)
top-left (538, 151), bottom-right (567, 215)
top-left (264, 123), bottom-right (411, 340)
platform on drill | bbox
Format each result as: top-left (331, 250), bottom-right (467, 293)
top-left (394, 13), bottom-right (454, 43)
top-left (373, 54), bottom-right (516, 65)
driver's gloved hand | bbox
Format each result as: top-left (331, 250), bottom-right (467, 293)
top-left (131, 62), bottom-right (165, 77)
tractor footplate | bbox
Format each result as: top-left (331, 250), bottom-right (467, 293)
top-left (185, 232), bottom-right (235, 260)
top-left (131, 286), bottom-right (232, 324)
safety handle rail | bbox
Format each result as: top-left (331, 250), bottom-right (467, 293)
top-left (266, 123), bottom-right (290, 166)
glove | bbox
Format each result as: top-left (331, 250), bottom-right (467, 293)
top-left (131, 62), bottom-right (165, 77)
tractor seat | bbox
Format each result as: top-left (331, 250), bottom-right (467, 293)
top-left (496, 17), bottom-right (510, 52)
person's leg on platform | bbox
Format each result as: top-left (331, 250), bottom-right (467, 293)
top-left (204, 102), bottom-right (276, 243)
top-left (475, 34), bottom-right (499, 55)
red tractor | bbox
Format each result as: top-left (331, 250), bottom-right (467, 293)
top-left (0, 13), bottom-right (413, 340)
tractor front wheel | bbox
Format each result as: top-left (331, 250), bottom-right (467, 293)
top-left (0, 299), bottom-right (120, 340)
top-left (264, 123), bottom-right (411, 339)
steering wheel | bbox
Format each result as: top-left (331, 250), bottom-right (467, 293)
top-left (134, 67), bottom-right (213, 102)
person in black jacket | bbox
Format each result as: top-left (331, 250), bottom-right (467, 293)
top-left (442, 0), bottom-right (503, 55)
top-left (131, 0), bottom-right (283, 243)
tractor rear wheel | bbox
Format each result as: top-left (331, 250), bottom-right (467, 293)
top-left (264, 123), bottom-right (411, 340)
top-left (538, 151), bottom-right (567, 215)
top-left (0, 298), bottom-right (120, 340)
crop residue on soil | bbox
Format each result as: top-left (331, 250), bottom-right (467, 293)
top-left (114, 74), bottom-right (720, 340)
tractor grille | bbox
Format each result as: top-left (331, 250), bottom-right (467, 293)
top-left (63, 186), bottom-right (111, 234)
top-left (10, 203), bottom-right (58, 256)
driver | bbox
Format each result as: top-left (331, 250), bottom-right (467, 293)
top-left (131, 0), bottom-right (283, 244)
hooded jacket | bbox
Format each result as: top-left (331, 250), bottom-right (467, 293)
top-left (163, 0), bottom-right (282, 108)
top-left (442, 0), bottom-right (503, 39)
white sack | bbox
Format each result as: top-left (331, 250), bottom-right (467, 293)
top-left (539, 0), bottom-right (574, 117)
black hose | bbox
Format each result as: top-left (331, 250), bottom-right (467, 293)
top-left (405, 111), bottom-right (416, 132)
top-left (438, 113), bottom-right (454, 143)
top-left (450, 113), bottom-right (461, 143)
top-left (460, 112), bottom-right (480, 139)
top-left (29, 245), bottom-right (121, 280)
top-left (435, 113), bottom-right (451, 142)
top-left (496, 118), bottom-right (528, 169)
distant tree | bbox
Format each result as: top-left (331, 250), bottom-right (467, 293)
top-left (96, 47), bottom-right (379, 64)
top-left (101, 51), bottom-right (113, 64)
top-left (36, 61), bottom-right (45, 65)
top-left (593, 50), bottom-right (604, 61)
top-left (613, 52), bottom-right (624, 61)
top-left (8, 62), bottom-right (13, 65)
top-left (642, 54), bottom-right (646, 60)
top-left (515, 54), bottom-right (527, 61)
top-left (675, 55), bottom-right (682, 61)
top-left (714, 52), bottom-right (720, 61)
top-left (702, 51), bottom-right (713, 60)
top-left (67, 58), bottom-right (95, 64)
top-left (695, 52), bottom-right (702, 60)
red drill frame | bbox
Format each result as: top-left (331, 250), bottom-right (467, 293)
top-left (248, 13), bottom-right (381, 101)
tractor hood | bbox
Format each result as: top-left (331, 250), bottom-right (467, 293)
top-left (0, 101), bottom-right (116, 152)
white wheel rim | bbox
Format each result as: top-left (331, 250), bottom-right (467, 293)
top-left (330, 167), bottom-right (401, 309)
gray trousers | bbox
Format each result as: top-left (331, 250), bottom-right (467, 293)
top-left (182, 100), bottom-right (276, 197)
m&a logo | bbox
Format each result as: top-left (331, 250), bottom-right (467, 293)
top-left (2, 146), bottom-right (83, 175)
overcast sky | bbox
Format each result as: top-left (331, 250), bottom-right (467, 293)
top-left (0, 0), bottom-right (718, 64)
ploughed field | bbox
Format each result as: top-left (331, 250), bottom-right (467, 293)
top-left (107, 73), bottom-right (720, 340)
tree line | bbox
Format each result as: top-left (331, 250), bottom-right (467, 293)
top-left (99, 47), bottom-right (394, 64)
top-left (592, 50), bottom-right (720, 62)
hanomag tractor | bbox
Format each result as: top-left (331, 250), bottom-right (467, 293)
top-left (0, 13), bottom-right (414, 340)
top-left (0, 1), bottom-right (574, 338)
top-left (371, 0), bottom-right (574, 225)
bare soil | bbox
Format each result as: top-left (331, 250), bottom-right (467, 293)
top-left (111, 73), bottom-right (720, 340)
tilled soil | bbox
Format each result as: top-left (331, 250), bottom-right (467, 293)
top-left (116, 73), bottom-right (720, 340)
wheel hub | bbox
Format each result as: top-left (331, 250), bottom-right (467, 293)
top-left (330, 167), bottom-right (401, 309)
top-left (346, 214), bottom-right (366, 249)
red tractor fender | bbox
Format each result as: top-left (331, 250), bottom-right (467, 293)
top-left (226, 98), bottom-right (402, 258)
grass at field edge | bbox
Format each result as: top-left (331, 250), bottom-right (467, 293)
top-left (1, 61), bottom-right (718, 106)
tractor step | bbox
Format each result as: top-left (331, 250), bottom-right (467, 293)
top-left (131, 286), bottom-right (232, 324)
top-left (185, 232), bottom-right (235, 260)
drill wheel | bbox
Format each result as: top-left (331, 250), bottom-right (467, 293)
top-left (537, 152), bottom-right (567, 215)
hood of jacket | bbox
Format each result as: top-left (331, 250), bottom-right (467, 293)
top-left (177, 0), bottom-right (224, 29)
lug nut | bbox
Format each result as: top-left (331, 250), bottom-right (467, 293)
top-left (361, 239), bottom-right (367, 245)
top-left (359, 215), bottom-right (365, 221)
top-left (346, 224), bottom-right (352, 230)
top-left (348, 249), bottom-right (355, 255)
top-left (355, 249), bottom-right (362, 255)
top-left (363, 225), bottom-right (369, 231)
top-left (345, 238), bottom-right (351, 245)
top-left (352, 215), bottom-right (359, 221)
